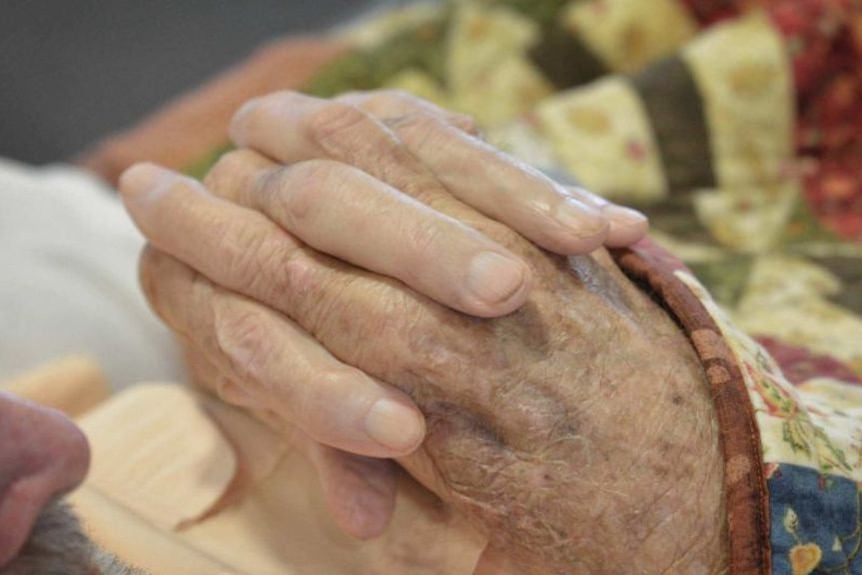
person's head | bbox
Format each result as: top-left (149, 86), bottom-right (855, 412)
top-left (0, 392), bottom-right (143, 574)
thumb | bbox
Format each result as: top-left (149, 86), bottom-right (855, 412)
top-left (304, 440), bottom-right (397, 540)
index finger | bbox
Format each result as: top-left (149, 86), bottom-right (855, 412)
top-left (229, 91), bottom-right (611, 255)
top-left (203, 151), bottom-right (532, 317)
top-left (338, 90), bottom-right (649, 249)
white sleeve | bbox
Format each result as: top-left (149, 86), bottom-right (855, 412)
top-left (0, 158), bottom-right (185, 388)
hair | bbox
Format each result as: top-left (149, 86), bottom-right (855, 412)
top-left (1, 500), bottom-right (147, 575)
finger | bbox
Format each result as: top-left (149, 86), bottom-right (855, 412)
top-left (204, 150), bottom-right (532, 317)
top-left (123, 162), bottom-right (336, 331)
top-left (304, 440), bottom-right (397, 540)
top-left (121, 162), bottom-right (442, 379)
top-left (181, 346), bottom-right (305, 451)
top-left (122, 164), bottom-right (491, 501)
top-left (337, 90), bottom-right (648, 248)
top-left (336, 89), bottom-right (481, 136)
top-left (229, 92), bottom-right (475, 219)
top-left (381, 112), bottom-right (651, 252)
top-left (228, 91), bottom-right (610, 254)
top-left (564, 186), bottom-right (649, 248)
top-left (181, 346), bottom-right (260, 412)
top-left (138, 245), bottom-right (425, 458)
top-left (121, 166), bottom-right (535, 522)
top-left (183, 349), bottom-right (398, 539)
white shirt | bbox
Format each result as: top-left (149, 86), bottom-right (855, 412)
top-left (0, 158), bottom-right (184, 387)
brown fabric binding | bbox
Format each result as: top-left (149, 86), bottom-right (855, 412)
top-left (628, 55), bottom-right (717, 193)
top-left (614, 244), bottom-right (771, 575)
top-left (528, 20), bottom-right (608, 89)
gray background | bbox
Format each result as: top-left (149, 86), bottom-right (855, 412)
top-left (0, 0), bottom-right (388, 164)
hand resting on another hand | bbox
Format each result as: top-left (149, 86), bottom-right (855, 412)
top-left (120, 91), bottom-right (725, 574)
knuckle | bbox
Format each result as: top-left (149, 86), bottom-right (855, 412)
top-left (376, 90), bottom-right (481, 136)
top-left (305, 102), bottom-right (370, 151)
top-left (450, 113), bottom-right (480, 136)
top-left (277, 159), bottom-right (344, 225)
top-left (285, 158), bottom-right (339, 183)
top-left (214, 218), bottom-right (278, 292)
top-left (378, 89), bottom-right (417, 107)
top-left (301, 272), bottom-right (354, 338)
top-left (215, 219), bottom-right (260, 280)
top-left (248, 166), bottom-right (284, 211)
top-left (297, 272), bottom-right (395, 357)
top-left (238, 230), bottom-right (305, 303)
top-left (203, 149), bottom-right (259, 192)
top-left (386, 112), bottom-right (448, 156)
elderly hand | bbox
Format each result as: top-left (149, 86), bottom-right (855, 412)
top-left (121, 126), bottom-right (724, 570)
top-left (121, 91), bottom-right (724, 573)
top-left (120, 91), bottom-right (650, 542)
top-left (121, 91), bottom-right (726, 574)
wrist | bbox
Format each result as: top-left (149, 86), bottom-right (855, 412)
top-left (580, 251), bottom-right (728, 573)
top-left (396, 248), bottom-right (729, 574)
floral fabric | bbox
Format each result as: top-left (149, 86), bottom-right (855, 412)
top-left (768, 464), bottom-right (862, 575)
top-left (183, 1), bottom-right (862, 572)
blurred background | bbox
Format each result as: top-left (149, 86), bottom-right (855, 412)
top-left (0, 0), bottom-right (389, 164)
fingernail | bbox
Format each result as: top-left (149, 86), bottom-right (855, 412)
top-left (365, 399), bottom-right (424, 452)
top-left (467, 252), bottom-right (528, 305)
top-left (118, 163), bottom-right (168, 200)
top-left (603, 204), bottom-right (648, 227)
top-left (565, 184), bottom-right (608, 209)
top-left (553, 198), bottom-right (609, 238)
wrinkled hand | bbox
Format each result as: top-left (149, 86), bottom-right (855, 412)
top-left (122, 91), bottom-right (726, 573)
top-left (120, 91), bottom-right (649, 541)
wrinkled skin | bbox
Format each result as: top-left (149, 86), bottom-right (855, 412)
top-left (291, 235), bottom-right (726, 574)
top-left (125, 91), bottom-right (726, 573)
top-left (147, 231), bottom-right (727, 574)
